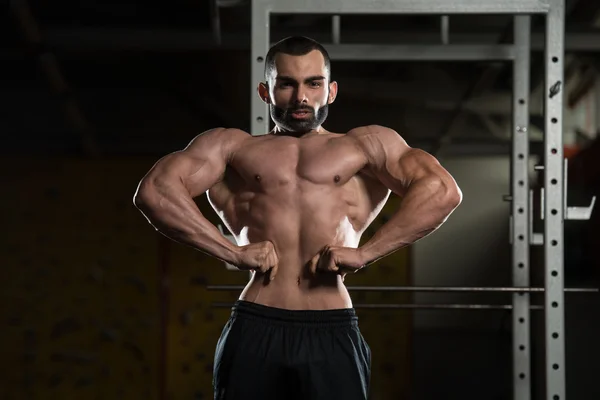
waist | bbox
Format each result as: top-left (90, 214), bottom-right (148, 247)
top-left (230, 300), bottom-right (358, 328)
top-left (241, 272), bottom-right (353, 309)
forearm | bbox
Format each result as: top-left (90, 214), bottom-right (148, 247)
top-left (134, 179), bottom-right (239, 264)
top-left (359, 177), bottom-right (461, 266)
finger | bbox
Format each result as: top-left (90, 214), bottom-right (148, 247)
top-left (253, 263), bottom-right (264, 273)
top-left (269, 263), bottom-right (278, 280)
top-left (328, 259), bottom-right (339, 272)
top-left (309, 253), bottom-right (320, 274)
top-left (261, 262), bottom-right (271, 273)
top-left (269, 252), bottom-right (279, 280)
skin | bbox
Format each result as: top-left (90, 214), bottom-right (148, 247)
top-left (134, 50), bottom-right (463, 310)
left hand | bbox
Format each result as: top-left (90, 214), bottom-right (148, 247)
top-left (308, 245), bottom-right (366, 276)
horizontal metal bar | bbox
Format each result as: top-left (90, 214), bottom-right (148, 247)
top-left (261, 0), bottom-right (550, 15)
top-left (39, 29), bottom-right (600, 53)
top-left (206, 285), bottom-right (599, 293)
top-left (327, 44), bottom-right (515, 61)
top-left (211, 302), bottom-right (545, 310)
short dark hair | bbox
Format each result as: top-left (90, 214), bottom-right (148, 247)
top-left (264, 36), bottom-right (331, 82)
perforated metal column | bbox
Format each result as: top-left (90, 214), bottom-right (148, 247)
top-left (544, 1), bottom-right (566, 399)
top-left (512, 15), bottom-right (532, 400)
top-left (251, 2), bottom-right (269, 136)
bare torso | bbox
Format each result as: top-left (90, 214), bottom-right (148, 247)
top-left (206, 130), bottom-right (391, 310)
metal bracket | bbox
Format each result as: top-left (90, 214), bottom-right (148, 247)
top-left (528, 158), bottom-right (596, 246)
top-left (564, 160), bottom-right (597, 220)
top-left (529, 189), bottom-right (544, 245)
top-left (535, 160), bottom-right (596, 221)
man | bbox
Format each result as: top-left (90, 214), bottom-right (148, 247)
top-left (134, 36), bottom-right (462, 400)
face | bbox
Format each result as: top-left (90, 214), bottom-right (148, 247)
top-left (259, 50), bottom-right (337, 134)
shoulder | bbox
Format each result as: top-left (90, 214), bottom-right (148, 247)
top-left (347, 125), bottom-right (408, 147)
top-left (187, 127), bottom-right (251, 146)
top-left (346, 125), bottom-right (411, 163)
top-left (184, 128), bottom-right (251, 159)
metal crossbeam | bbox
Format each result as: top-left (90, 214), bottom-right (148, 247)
top-left (212, 302), bottom-right (548, 310)
top-left (327, 44), bottom-right (516, 61)
top-left (259, 0), bottom-right (550, 15)
top-left (206, 285), bottom-right (598, 293)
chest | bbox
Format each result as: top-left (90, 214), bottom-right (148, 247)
top-left (228, 136), bottom-right (367, 190)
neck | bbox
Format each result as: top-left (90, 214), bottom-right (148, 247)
top-left (272, 125), bottom-right (325, 137)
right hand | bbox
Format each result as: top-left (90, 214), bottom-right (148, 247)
top-left (234, 241), bottom-right (279, 280)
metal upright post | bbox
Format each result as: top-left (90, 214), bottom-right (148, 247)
top-left (544, 0), bottom-right (566, 399)
top-left (596, 78), bottom-right (600, 134)
top-left (251, 1), bottom-right (270, 136)
top-left (512, 15), bottom-right (532, 400)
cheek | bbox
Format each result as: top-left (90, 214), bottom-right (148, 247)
top-left (313, 90), bottom-right (329, 108)
top-left (272, 89), bottom-right (292, 104)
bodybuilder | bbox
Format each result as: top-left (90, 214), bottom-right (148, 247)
top-left (134, 36), bottom-right (462, 400)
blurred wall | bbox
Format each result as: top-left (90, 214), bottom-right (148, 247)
top-left (1, 157), bottom-right (162, 400)
top-left (411, 155), bottom-right (513, 400)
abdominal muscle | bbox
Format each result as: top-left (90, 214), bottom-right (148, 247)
top-left (235, 214), bottom-right (360, 311)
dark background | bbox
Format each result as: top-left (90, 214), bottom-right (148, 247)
top-left (3, 0), bottom-right (600, 399)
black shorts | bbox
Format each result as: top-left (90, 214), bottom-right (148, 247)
top-left (213, 300), bottom-right (371, 400)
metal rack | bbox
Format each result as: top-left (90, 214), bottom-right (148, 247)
top-left (209, 1), bottom-right (598, 399)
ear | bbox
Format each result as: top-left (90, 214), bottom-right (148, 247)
top-left (327, 81), bottom-right (338, 105)
top-left (257, 82), bottom-right (270, 104)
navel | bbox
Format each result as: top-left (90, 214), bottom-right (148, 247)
top-left (334, 175), bottom-right (341, 183)
top-left (297, 277), bottom-right (301, 286)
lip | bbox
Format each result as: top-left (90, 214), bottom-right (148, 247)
top-left (291, 110), bottom-right (311, 118)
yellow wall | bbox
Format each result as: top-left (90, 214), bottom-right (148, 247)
top-left (1, 157), bottom-right (161, 400)
top-left (1, 157), bottom-right (411, 400)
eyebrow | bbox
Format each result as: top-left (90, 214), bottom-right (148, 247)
top-left (276, 75), bottom-right (326, 83)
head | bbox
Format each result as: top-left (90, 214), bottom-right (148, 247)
top-left (258, 36), bottom-right (338, 134)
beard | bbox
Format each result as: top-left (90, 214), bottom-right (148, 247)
top-left (270, 103), bottom-right (329, 133)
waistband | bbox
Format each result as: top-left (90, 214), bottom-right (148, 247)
top-left (230, 300), bottom-right (358, 328)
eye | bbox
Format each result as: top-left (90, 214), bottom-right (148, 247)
top-left (309, 81), bottom-right (321, 87)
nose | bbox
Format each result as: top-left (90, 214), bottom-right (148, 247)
top-left (294, 87), bottom-right (308, 104)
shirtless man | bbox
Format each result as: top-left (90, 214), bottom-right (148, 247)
top-left (134, 36), bottom-right (462, 400)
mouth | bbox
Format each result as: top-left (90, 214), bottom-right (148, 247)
top-left (290, 110), bottom-right (312, 119)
